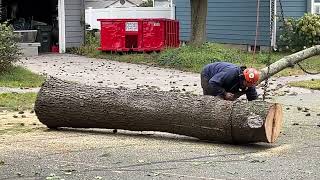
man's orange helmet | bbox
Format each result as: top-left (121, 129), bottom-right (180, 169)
top-left (243, 68), bottom-right (260, 86)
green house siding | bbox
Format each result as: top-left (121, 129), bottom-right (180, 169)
top-left (175, 0), bottom-right (308, 46)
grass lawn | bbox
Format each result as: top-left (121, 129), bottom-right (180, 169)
top-left (72, 37), bottom-right (320, 77)
top-left (0, 93), bottom-right (37, 111)
top-left (0, 66), bottom-right (44, 110)
top-left (0, 66), bottom-right (45, 88)
top-left (289, 79), bottom-right (320, 90)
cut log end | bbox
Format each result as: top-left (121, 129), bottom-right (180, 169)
top-left (265, 104), bottom-right (283, 143)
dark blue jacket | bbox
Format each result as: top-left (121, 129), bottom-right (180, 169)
top-left (202, 62), bottom-right (258, 101)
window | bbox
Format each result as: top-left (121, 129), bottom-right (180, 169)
top-left (312, 0), bottom-right (320, 14)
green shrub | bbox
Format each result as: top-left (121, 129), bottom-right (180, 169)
top-left (297, 13), bottom-right (320, 47)
top-left (68, 30), bottom-right (100, 56)
top-left (139, 0), bottom-right (153, 7)
top-left (278, 13), bottom-right (320, 52)
top-left (0, 22), bottom-right (20, 73)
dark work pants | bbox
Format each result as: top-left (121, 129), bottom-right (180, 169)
top-left (200, 72), bottom-right (214, 96)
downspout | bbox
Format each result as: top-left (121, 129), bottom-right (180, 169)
top-left (171, 0), bottom-right (175, 20)
top-left (58, 0), bottom-right (66, 53)
top-left (270, 0), bottom-right (277, 49)
top-left (311, 0), bottom-right (315, 13)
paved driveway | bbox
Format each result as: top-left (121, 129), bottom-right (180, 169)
top-left (0, 54), bottom-right (319, 180)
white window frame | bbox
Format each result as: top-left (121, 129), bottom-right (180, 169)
top-left (311, 0), bottom-right (320, 14)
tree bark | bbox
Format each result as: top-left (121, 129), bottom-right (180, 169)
top-left (258, 45), bottom-right (320, 84)
top-left (190, 0), bottom-right (208, 46)
top-left (35, 77), bottom-right (283, 144)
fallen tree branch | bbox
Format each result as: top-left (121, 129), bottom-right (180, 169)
top-left (258, 45), bottom-right (320, 84)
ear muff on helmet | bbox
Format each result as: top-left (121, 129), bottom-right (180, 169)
top-left (240, 66), bottom-right (247, 72)
top-left (239, 66), bottom-right (247, 79)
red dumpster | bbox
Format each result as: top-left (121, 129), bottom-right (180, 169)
top-left (97, 18), bottom-right (180, 52)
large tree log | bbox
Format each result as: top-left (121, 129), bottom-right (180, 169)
top-left (258, 45), bottom-right (320, 84)
top-left (35, 78), bottom-right (283, 144)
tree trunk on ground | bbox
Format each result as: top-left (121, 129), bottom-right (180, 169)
top-left (258, 45), bottom-right (320, 84)
top-left (35, 77), bottom-right (283, 144)
top-left (190, 0), bottom-right (208, 46)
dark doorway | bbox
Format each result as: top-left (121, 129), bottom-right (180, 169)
top-left (1, 0), bottom-right (58, 25)
top-left (0, 0), bottom-right (59, 52)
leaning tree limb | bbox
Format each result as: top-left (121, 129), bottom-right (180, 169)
top-left (35, 77), bottom-right (283, 144)
top-left (258, 45), bottom-right (320, 84)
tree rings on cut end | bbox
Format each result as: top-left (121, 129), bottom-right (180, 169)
top-left (265, 104), bottom-right (283, 143)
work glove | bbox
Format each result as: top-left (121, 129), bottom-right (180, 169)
top-left (224, 92), bottom-right (236, 101)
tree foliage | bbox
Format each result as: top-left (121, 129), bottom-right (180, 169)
top-left (278, 13), bottom-right (320, 52)
top-left (139, 0), bottom-right (153, 7)
top-left (0, 22), bottom-right (20, 73)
